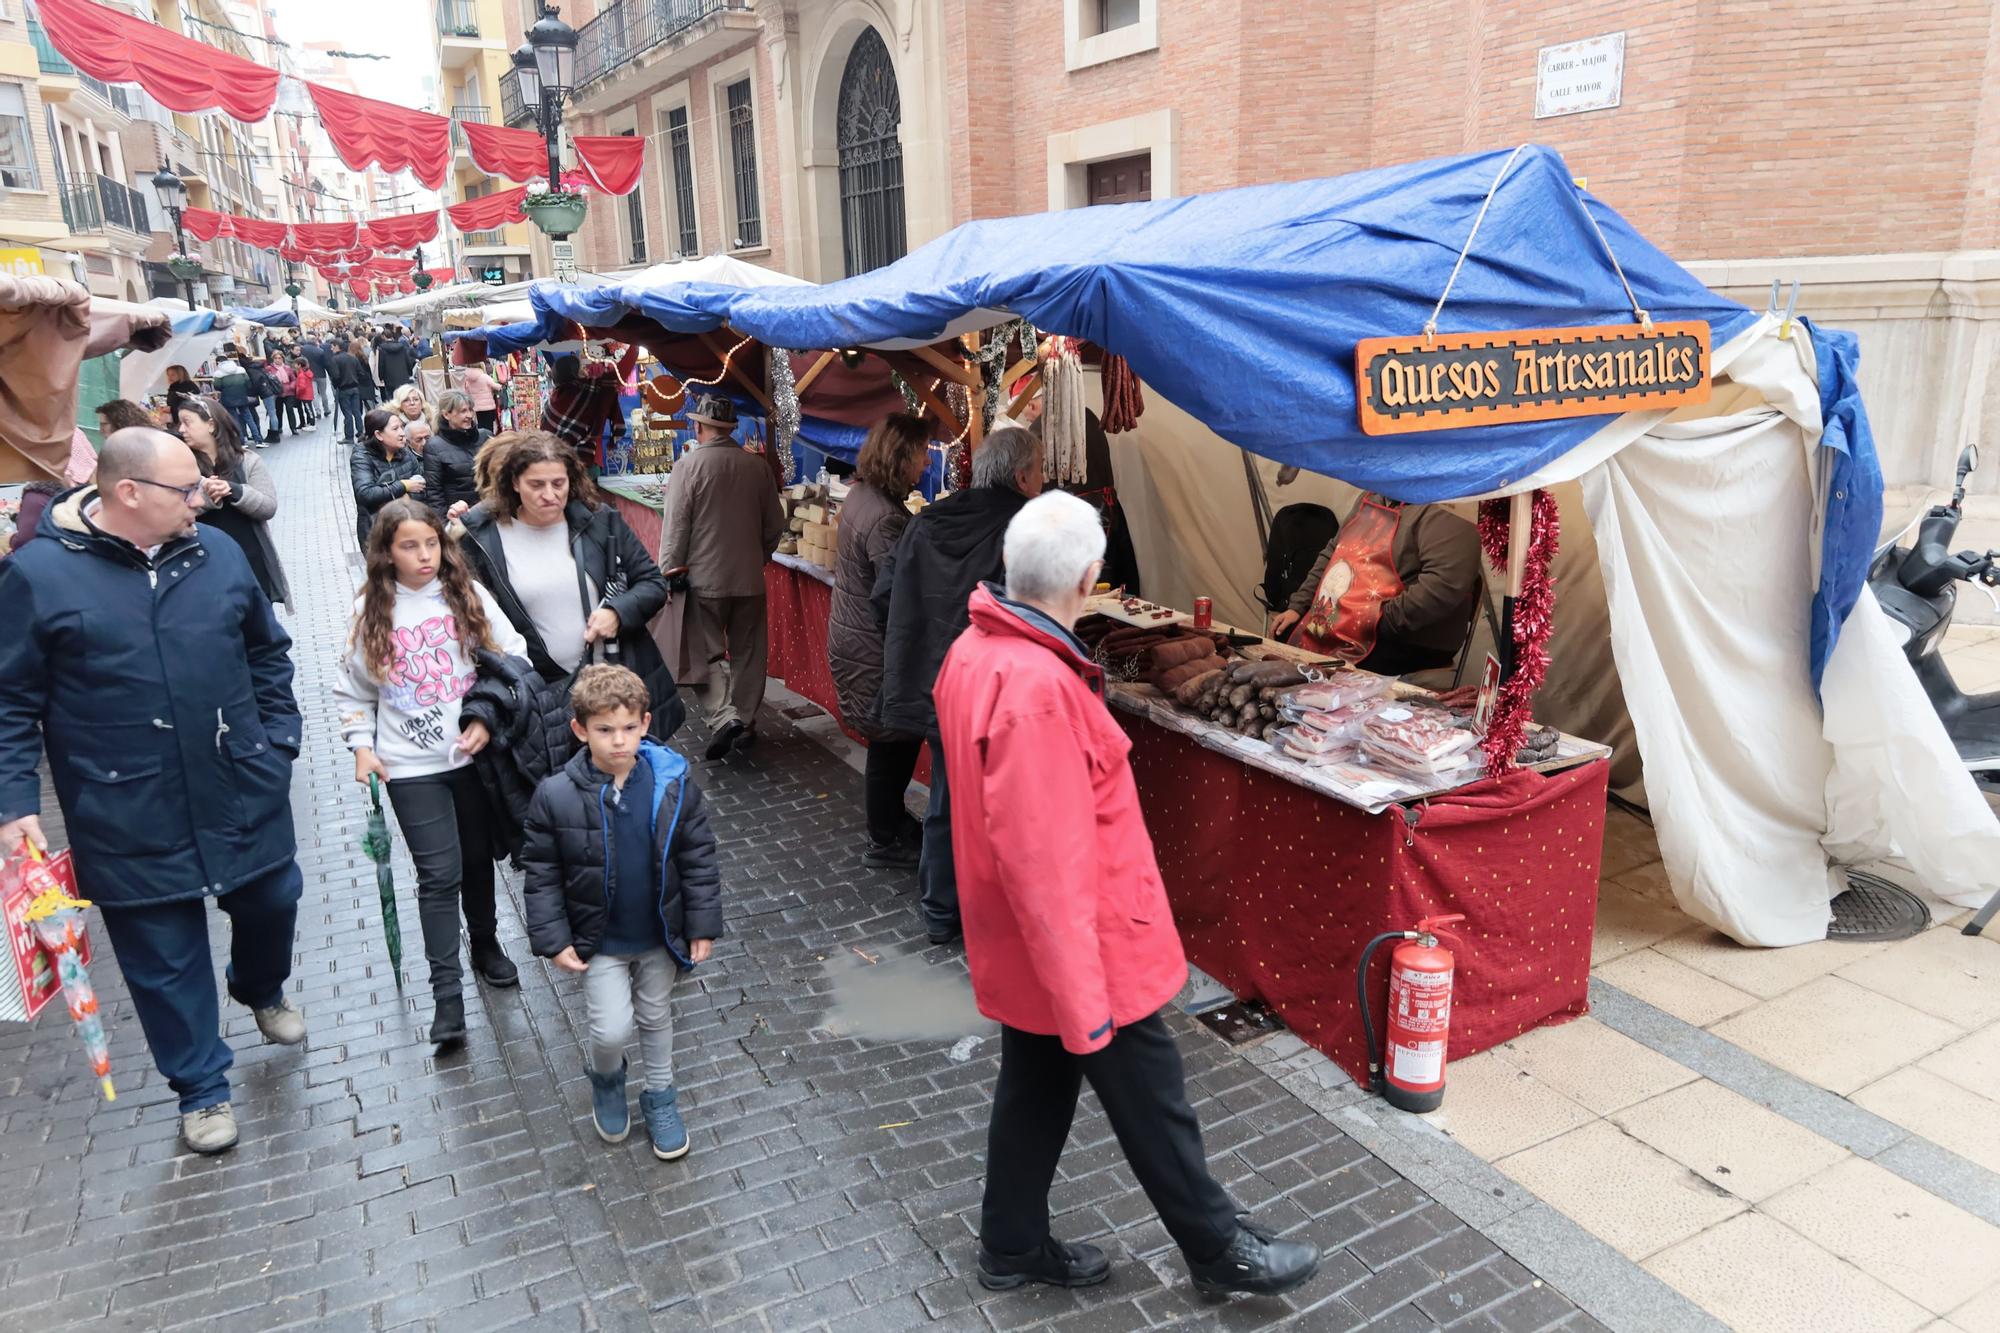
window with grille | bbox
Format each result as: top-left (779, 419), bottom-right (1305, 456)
top-left (724, 79), bottom-right (761, 249)
top-left (836, 27), bottom-right (905, 277)
top-left (0, 83), bottom-right (39, 190)
top-left (620, 128), bottom-right (646, 263)
top-left (665, 106), bottom-right (697, 255)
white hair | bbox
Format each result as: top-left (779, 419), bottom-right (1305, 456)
top-left (1004, 491), bottom-right (1106, 604)
top-left (392, 383), bottom-right (424, 406)
top-left (971, 426), bottom-right (1039, 491)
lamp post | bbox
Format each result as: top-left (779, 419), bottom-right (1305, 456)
top-left (151, 166), bottom-right (200, 308)
top-left (517, 7), bottom-right (583, 276)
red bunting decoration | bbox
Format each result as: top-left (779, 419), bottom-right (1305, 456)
top-left (422, 267), bottom-right (456, 287)
top-left (354, 256), bottom-right (415, 279)
top-left (398, 278), bottom-right (417, 294)
top-left (230, 217), bottom-right (290, 251)
top-left (348, 278), bottom-right (372, 301)
top-left (290, 220), bottom-right (362, 251)
top-left (305, 83), bottom-right (451, 191)
top-left (461, 122), bottom-right (549, 182)
top-left (573, 135), bottom-right (646, 197)
top-left (446, 186), bottom-right (529, 231)
top-left (361, 210), bottom-right (441, 252)
top-left (180, 208), bottom-right (227, 243)
top-left (37, 0), bottom-right (280, 121)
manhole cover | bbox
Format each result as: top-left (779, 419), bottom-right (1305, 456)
top-left (1827, 872), bottom-right (1930, 942)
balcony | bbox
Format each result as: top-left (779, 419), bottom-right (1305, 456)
top-left (501, 78), bottom-right (533, 129)
top-left (571, 0), bottom-right (756, 113)
top-left (26, 20), bottom-right (75, 76)
top-left (436, 0), bottom-right (489, 68)
top-left (460, 229), bottom-right (507, 248)
top-left (436, 0), bottom-right (479, 37)
top-left (62, 175), bottom-right (151, 240)
top-left (450, 104), bottom-right (492, 156)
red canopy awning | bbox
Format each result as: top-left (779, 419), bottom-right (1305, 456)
top-left (461, 122), bottom-right (549, 182)
top-left (361, 210), bottom-right (441, 252)
top-left (37, 0), bottom-right (280, 121)
top-left (231, 216), bottom-right (290, 251)
top-left (306, 83), bottom-right (451, 191)
top-left (574, 135), bottom-right (646, 197)
top-left (446, 186), bottom-right (529, 232)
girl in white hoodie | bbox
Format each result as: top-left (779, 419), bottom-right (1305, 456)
top-left (335, 497), bottom-right (527, 1044)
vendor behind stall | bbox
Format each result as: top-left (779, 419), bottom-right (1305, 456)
top-left (1268, 495), bottom-right (1479, 677)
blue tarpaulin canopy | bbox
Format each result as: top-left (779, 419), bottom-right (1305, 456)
top-left (226, 303), bottom-right (299, 328)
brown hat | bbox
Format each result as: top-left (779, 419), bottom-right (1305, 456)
top-left (687, 393), bottom-right (738, 429)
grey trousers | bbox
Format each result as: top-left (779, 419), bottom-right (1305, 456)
top-left (584, 946), bottom-right (677, 1091)
top-left (693, 594), bottom-right (770, 730)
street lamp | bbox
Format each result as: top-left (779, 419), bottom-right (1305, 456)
top-left (519, 6), bottom-right (585, 270)
top-left (151, 166), bottom-right (200, 308)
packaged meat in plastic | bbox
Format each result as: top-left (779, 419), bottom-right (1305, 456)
top-left (1271, 727), bottom-right (1358, 766)
top-left (1292, 697), bottom-right (1396, 741)
top-left (1275, 671), bottom-right (1395, 713)
top-left (1360, 706), bottom-right (1479, 772)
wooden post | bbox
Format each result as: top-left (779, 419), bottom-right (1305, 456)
top-left (1499, 490), bottom-right (1533, 681)
top-left (792, 349), bottom-right (837, 396)
top-left (966, 330), bottom-right (984, 450)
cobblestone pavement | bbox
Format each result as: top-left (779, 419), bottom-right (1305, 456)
top-left (0, 417), bottom-right (1605, 1332)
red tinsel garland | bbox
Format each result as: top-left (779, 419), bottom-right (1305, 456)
top-left (1476, 489), bottom-right (1560, 773)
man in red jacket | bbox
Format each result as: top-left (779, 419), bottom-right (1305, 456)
top-left (934, 492), bottom-right (1320, 1299)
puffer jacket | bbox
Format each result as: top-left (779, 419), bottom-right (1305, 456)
top-left (870, 484), bottom-right (1029, 738)
top-left (349, 439), bottom-right (422, 548)
top-left (0, 487), bottom-right (301, 905)
top-left (934, 584), bottom-right (1187, 1054)
top-left (460, 499), bottom-right (684, 739)
top-left (375, 337), bottom-right (420, 394)
top-left (828, 480), bottom-right (911, 738)
top-left (422, 422), bottom-right (488, 518)
top-left (457, 649), bottom-right (576, 858)
top-left (521, 739), bottom-right (721, 965)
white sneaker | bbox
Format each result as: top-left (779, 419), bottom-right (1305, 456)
top-left (181, 1103), bottom-right (239, 1155)
top-left (253, 998), bottom-right (307, 1045)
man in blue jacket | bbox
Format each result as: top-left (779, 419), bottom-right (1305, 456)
top-left (0, 429), bottom-right (308, 1156)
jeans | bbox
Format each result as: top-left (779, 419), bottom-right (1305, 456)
top-left (95, 861), bottom-right (302, 1113)
top-left (230, 401), bottom-right (262, 443)
top-left (337, 388), bottom-right (365, 441)
top-left (919, 731), bottom-right (957, 935)
top-left (865, 736), bottom-right (923, 847)
top-left (693, 595), bottom-right (770, 730)
top-left (283, 397), bottom-right (308, 431)
top-left (981, 1014), bottom-right (1238, 1264)
top-left (584, 947), bottom-right (678, 1091)
top-left (385, 765), bottom-right (497, 1002)
top-left (260, 394), bottom-right (281, 439)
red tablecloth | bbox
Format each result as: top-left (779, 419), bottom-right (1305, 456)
top-left (1122, 715), bottom-right (1605, 1086)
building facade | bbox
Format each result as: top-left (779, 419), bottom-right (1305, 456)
top-left (438, 0), bottom-right (537, 286)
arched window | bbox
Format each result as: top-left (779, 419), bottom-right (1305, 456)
top-left (837, 27), bottom-right (905, 277)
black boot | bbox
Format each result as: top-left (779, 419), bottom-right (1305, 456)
top-left (469, 937), bottom-right (519, 988)
top-left (1187, 1221), bottom-right (1320, 1299)
top-left (977, 1238), bottom-right (1110, 1292)
top-left (430, 991), bottom-right (467, 1046)
top-left (863, 838), bottom-right (921, 870)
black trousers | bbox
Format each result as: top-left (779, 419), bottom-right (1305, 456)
top-left (476, 409), bottom-right (500, 434)
top-left (385, 765), bottom-right (498, 1000)
top-left (864, 736), bottom-right (923, 846)
top-left (982, 1013), bottom-right (1238, 1263)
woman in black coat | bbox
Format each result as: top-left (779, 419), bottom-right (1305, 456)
top-left (349, 408), bottom-right (424, 548)
top-left (457, 430), bottom-right (684, 738)
top-left (423, 389), bottom-right (489, 518)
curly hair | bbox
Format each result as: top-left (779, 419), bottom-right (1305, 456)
top-left (95, 399), bottom-right (154, 434)
top-left (350, 497), bottom-right (499, 683)
top-left (569, 664), bottom-right (650, 723)
top-left (855, 413), bottom-right (929, 494)
top-left (479, 429), bottom-right (598, 519)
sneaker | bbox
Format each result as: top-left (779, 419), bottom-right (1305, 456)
top-left (703, 720), bottom-right (745, 761)
top-left (430, 992), bottom-right (466, 1046)
top-left (253, 997), bottom-right (307, 1045)
top-left (639, 1086), bottom-right (689, 1160)
top-left (181, 1103), bottom-right (239, 1155)
top-left (862, 838), bottom-right (921, 870)
top-left (587, 1059), bottom-right (630, 1143)
top-left (1188, 1221), bottom-right (1320, 1299)
top-left (469, 938), bottom-right (520, 988)
top-left (977, 1238), bottom-right (1111, 1291)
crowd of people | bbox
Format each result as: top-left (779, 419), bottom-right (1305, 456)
top-left (0, 358), bottom-right (1325, 1301)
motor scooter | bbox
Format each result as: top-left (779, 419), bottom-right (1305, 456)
top-left (1868, 444), bottom-right (2000, 934)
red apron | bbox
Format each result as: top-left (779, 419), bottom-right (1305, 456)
top-left (1290, 496), bottom-right (1406, 663)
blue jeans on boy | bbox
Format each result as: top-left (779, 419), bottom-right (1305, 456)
top-left (94, 861), bottom-right (302, 1112)
top-left (230, 401), bottom-right (262, 444)
top-left (337, 388), bottom-right (365, 441)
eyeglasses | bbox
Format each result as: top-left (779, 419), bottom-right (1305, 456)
top-left (131, 477), bottom-right (204, 504)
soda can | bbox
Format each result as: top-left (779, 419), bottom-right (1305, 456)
top-left (1192, 596), bottom-right (1213, 629)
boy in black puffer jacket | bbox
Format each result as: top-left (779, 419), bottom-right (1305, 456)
top-left (522, 665), bottom-right (721, 1161)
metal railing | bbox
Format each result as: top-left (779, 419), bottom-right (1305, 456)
top-left (59, 183), bottom-right (102, 234)
top-left (26, 20), bottom-right (75, 75)
top-left (450, 104), bottom-right (491, 151)
top-left (436, 0), bottom-right (479, 38)
top-left (501, 78), bottom-right (532, 127)
top-left (78, 73), bottom-right (114, 105)
top-left (574, 0), bottom-right (750, 91)
top-left (461, 229), bottom-right (506, 247)
top-left (94, 175), bottom-right (148, 233)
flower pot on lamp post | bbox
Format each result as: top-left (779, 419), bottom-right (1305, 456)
top-left (524, 192), bottom-right (588, 239)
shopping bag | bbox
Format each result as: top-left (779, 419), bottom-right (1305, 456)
top-left (1, 845), bottom-right (90, 1023)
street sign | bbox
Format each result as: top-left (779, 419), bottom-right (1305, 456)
top-left (1535, 32), bottom-right (1626, 119)
top-left (0, 247), bottom-right (44, 277)
top-left (481, 266), bottom-right (505, 285)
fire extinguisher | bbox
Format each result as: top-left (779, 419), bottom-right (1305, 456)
top-left (1357, 914), bottom-right (1466, 1113)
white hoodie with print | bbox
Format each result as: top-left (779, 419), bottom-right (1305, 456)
top-left (335, 579), bottom-right (526, 779)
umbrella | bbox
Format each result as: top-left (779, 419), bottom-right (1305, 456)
top-left (18, 848), bottom-right (115, 1101)
top-left (362, 775), bottom-right (404, 983)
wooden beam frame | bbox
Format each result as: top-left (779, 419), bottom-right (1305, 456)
top-left (699, 329), bottom-right (774, 411)
top-left (909, 343), bottom-right (982, 388)
top-left (793, 349), bottom-right (837, 396)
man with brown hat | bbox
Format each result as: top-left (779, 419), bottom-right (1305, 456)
top-left (662, 394), bottom-right (785, 759)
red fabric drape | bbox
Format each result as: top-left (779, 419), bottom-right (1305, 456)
top-left (230, 217), bottom-right (289, 251)
top-left (461, 122), bottom-right (549, 182)
top-left (361, 210), bottom-right (440, 252)
top-left (574, 135), bottom-right (646, 197)
top-left (37, 0), bottom-right (280, 121)
top-left (446, 186), bottom-right (528, 231)
top-left (422, 266), bottom-right (455, 286)
top-left (355, 256), bottom-right (414, 279)
top-left (397, 277), bottom-right (417, 294)
top-left (288, 245), bottom-right (372, 268)
top-left (306, 83), bottom-right (451, 191)
top-left (290, 220), bottom-right (362, 251)
top-left (180, 208), bottom-right (226, 243)
top-left (348, 278), bottom-right (371, 301)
